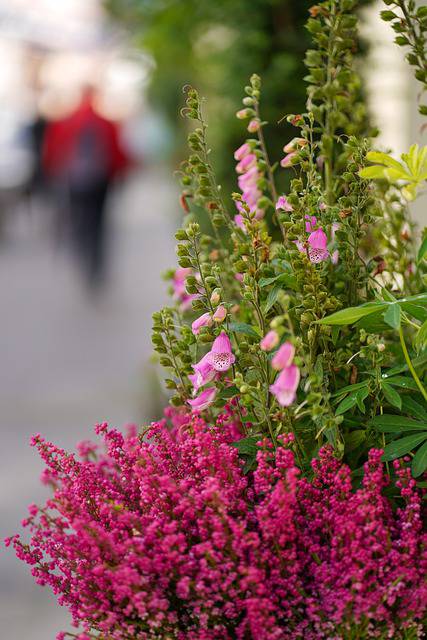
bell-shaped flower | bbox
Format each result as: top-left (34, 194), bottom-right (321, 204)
top-left (269, 365), bottom-right (300, 407)
top-left (187, 387), bottom-right (217, 412)
top-left (272, 341), bottom-right (295, 370)
top-left (236, 154), bottom-right (256, 174)
top-left (280, 152), bottom-right (297, 168)
top-left (275, 196), bottom-right (293, 212)
top-left (213, 305), bottom-right (227, 323)
top-left (260, 330), bottom-right (279, 352)
top-left (188, 353), bottom-right (216, 391)
top-left (307, 228), bottom-right (330, 263)
top-left (234, 143), bottom-right (251, 161)
top-left (206, 332), bottom-right (235, 372)
top-left (191, 312), bottom-right (213, 335)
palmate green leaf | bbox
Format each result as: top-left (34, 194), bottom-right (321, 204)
top-left (317, 302), bottom-right (387, 325)
top-left (381, 382), bottom-right (402, 410)
top-left (385, 351), bottom-right (427, 377)
top-left (369, 414), bottom-right (427, 432)
top-left (412, 440), bottom-right (427, 477)
top-left (383, 303), bottom-right (401, 329)
top-left (365, 151), bottom-right (405, 171)
top-left (228, 322), bottom-right (261, 339)
top-left (382, 433), bottom-right (427, 462)
top-left (401, 302), bottom-right (427, 323)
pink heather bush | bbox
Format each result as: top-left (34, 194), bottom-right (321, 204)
top-left (7, 412), bottom-right (426, 640)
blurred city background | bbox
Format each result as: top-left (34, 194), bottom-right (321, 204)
top-left (0, 1), bottom-right (424, 639)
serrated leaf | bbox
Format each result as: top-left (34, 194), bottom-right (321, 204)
top-left (412, 440), bottom-right (427, 477)
top-left (382, 382), bottom-right (402, 410)
top-left (382, 433), bottom-right (427, 461)
top-left (228, 322), bottom-right (261, 339)
top-left (318, 302), bottom-right (387, 325)
top-left (383, 303), bottom-right (401, 329)
top-left (370, 414), bottom-right (427, 432)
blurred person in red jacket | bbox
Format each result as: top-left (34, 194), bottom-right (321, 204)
top-left (43, 85), bottom-right (129, 289)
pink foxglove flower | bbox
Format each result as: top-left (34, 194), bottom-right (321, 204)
top-left (172, 267), bottom-right (197, 310)
top-left (305, 214), bottom-right (317, 233)
top-left (280, 152), bottom-right (297, 168)
top-left (272, 341), bottom-right (295, 370)
top-left (188, 353), bottom-right (216, 391)
top-left (275, 196), bottom-right (293, 212)
top-left (213, 305), bottom-right (227, 323)
top-left (234, 142), bottom-right (251, 161)
top-left (206, 332), bottom-right (235, 372)
top-left (247, 118), bottom-right (260, 132)
top-left (187, 387), bottom-right (217, 412)
top-left (260, 330), bottom-right (279, 352)
top-left (283, 137), bottom-right (306, 153)
top-left (270, 364), bottom-right (300, 406)
top-left (307, 228), bottom-right (329, 263)
top-left (331, 222), bottom-right (340, 264)
top-left (236, 154), bottom-right (256, 174)
top-left (191, 312), bottom-right (213, 335)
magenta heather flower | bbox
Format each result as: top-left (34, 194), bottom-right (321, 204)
top-left (260, 330), bottom-right (279, 351)
top-left (187, 387), bottom-right (217, 411)
top-left (271, 341), bottom-right (295, 370)
top-left (269, 364), bottom-right (300, 406)
top-left (191, 312), bottom-right (212, 335)
top-left (9, 423), bottom-right (426, 640)
top-left (206, 332), bottom-right (235, 372)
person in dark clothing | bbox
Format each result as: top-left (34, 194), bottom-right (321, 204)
top-left (43, 86), bottom-right (129, 288)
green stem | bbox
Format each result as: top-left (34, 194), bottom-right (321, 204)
top-left (398, 325), bottom-right (427, 402)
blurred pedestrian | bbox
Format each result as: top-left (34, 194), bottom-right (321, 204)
top-left (43, 85), bottom-right (129, 288)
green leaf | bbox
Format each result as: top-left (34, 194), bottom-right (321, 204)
top-left (318, 302), bottom-right (387, 326)
top-left (400, 302), bottom-right (427, 323)
top-left (381, 375), bottom-right (419, 391)
top-left (415, 319), bottom-right (427, 352)
top-left (412, 440), bottom-right (427, 477)
top-left (259, 273), bottom-right (296, 289)
top-left (370, 414), bottom-right (427, 432)
top-left (219, 385), bottom-right (240, 399)
top-left (344, 430), bottom-right (366, 453)
top-left (382, 433), bottom-right (427, 461)
top-left (417, 236), bottom-right (427, 264)
top-left (231, 436), bottom-right (259, 456)
top-left (335, 394), bottom-right (358, 416)
top-left (384, 352), bottom-right (427, 377)
top-left (383, 303), bottom-right (401, 329)
top-left (365, 151), bottom-right (404, 171)
top-left (229, 322), bottom-right (261, 339)
top-left (402, 397), bottom-right (427, 421)
top-left (382, 382), bottom-right (402, 410)
top-left (331, 380), bottom-right (369, 398)
top-left (263, 284), bottom-right (281, 314)
top-left (359, 166), bottom-right (388, 180)
top-left (355, 388), bottom-right (369, 413)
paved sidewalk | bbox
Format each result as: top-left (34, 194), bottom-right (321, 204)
top-left (0, 167), bottom-right (177, 640)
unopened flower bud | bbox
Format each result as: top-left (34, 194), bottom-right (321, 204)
top-left (210, 289), bottom-right (221, 305)
top-left (213, 305), bottom-right (227, 323)
top-left (247, 119), bottom-right (261, 133)
top-left (260, 330), bottom-right (279, 352)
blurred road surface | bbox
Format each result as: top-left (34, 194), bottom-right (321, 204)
top-left (0, 167), bottom-right (177, 640)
